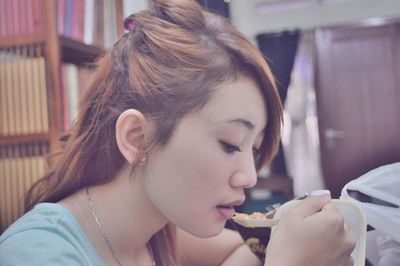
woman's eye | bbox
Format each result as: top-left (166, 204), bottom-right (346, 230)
top-left (220, 141), bottom-right (242, 154)
top-left (253, 147), bottom-right (261, 161)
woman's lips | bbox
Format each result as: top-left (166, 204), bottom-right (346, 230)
top-left (217, 206), bottom-right (235, 219)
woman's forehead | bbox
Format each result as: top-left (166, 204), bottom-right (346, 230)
top-left (201, 76), bottom-right (267, 130)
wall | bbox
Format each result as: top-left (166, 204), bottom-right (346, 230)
top-left (123, 0), bottom-right (148, 18)
top-left (230, 0), bottom-right (400, 39)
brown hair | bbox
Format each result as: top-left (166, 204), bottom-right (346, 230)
top-left (25, 0), bottom-right (282, 265)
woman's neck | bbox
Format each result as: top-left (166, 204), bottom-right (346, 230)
top-left (93, 165), bottom-right (167, 252)
top-left (60, 163), bottom-right (167, 262)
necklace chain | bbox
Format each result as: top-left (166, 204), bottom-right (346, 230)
top-left (86, 187), bottom-right (156, 266)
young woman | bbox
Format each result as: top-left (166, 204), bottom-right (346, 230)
top-left (0, 0), bottom-right (355, 265)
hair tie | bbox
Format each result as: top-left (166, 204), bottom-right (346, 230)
top-left (124, 15), bottom-right (136, 32)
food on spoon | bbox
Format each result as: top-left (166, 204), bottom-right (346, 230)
top-left (233, 211), bottom-right (272, 220)
top-left (232, 211), bottom-right (280, 228)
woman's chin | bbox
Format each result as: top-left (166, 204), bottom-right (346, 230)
top-left (187, 221), bottom-right (226, 239)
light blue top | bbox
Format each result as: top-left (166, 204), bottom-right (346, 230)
top-left (0, 203), bottom-right (105, 266)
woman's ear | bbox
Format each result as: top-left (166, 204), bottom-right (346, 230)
top-left (115, 109), bottom-right (148, 164)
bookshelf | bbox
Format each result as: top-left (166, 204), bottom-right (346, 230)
top-left (0, 133), bottom-right (49, 146)
top-left (0, 0), bottom-right (124, 232)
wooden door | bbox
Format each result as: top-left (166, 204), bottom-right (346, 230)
top-left (315, 22), bottom-right (400, 197)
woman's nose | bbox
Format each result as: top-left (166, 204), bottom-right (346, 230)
top-left (229, 162), bottom-right (258, 189)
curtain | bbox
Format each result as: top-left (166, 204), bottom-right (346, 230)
top-left (282, 32), bottom-right (325, 196)
top-left (197, 0), bottom-right (230, 18)
top-left (256, 30), bottom-right (300, 176)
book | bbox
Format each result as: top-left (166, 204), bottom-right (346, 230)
top-left (84, 0), bottom-right (95, 45)
top-left (94, 0), bottom-right (104, 48)
top-left (103, 0), bottom-right (110, 49)
top-left (77, 0), bottom-right (85, 41)
top-left (3, 154), bottom-right (12, 228)
top-left (25, 55), bottom-right (35, 134)
top-left (0, 0), bottom-right (6, 37)
top-left (57, 0), bottom-right (65, 35)
top-left (31, 55), bottom-right (41, 133)
top-left (19, 0), bottom-right (27, 35)
top-left (4, 0), bottom-right (14, 36)
top-left (16, 149), bottom-right (24, 215)
top-left (9, 148), bottom-right (18, 225)
top-left (12, 56), bottom-right (22, 135)
top-left (67, 64), bottom-right (79, 126)
top-left (13, 0), bottom-right (20, 36)
top-left (5, 57), bottom-right (15, 135)
top-left (0, 54), bottom-right (9, 135)
top-left (0, 144), bottom-right (47, 232)
top-left (78, 65), bottom-right (93, 99)
top-left (19, 53), bottom-right (29, 134)
top-left (37, 56), bottom-right (49, 133)
top-left (71, 0), bottom-right (79, 40)
top-left (0, 148), bottom-right (6, 232)
top-left (60, 64), bottom-right (70, 130)
top-left (64, 0), bottom-right (73, 38)
top-left (32, 0), bottom-right (43, 34)
top-left (109, 0), bottom-right (118, 48)
top-left (25, 0), bottom-right (34, 34)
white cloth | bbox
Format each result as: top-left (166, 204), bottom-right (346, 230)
top-left (341, 162), bottom-right (400, 243)
top-left (376, 234), bottom-right (400, 266)
top-left (340, 162), bottom-right (400, 266)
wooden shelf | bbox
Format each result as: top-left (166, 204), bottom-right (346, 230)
top-left (0, 133), bottom-right (49, 145)
top-left (60, 36), bottom-right (104, 65)
top-left (0, 34), bottom-right (46, 48)
top-left (0, 0), bottom-right (122, 149)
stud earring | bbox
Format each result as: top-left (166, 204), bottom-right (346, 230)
top-left (137, 154), bottom-right (147, 163)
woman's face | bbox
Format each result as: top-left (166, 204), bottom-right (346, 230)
top-left (143, 75), bottom-right (267, 238)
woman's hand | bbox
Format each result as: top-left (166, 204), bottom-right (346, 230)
top-left (221, 244), bottom-right (262, 266)
top-left (264, 195), bottom-right (356, 266)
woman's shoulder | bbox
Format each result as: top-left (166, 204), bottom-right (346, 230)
top-left (0, 203), bottom-right (79, 242)
top-left (0, 203), bottom-right (104, 265)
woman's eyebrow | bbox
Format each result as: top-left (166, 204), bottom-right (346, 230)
top-left (226, 118), bottom-right (255, 130)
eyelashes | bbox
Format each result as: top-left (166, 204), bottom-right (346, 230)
top-left (253, 147), bottom-right (261, 163)
top-left (219, 141), bottom-right (242, 153)
top-left (219, 141), bottom-right (261, 161)
top-left (253, 147), bottom-right (260, 158)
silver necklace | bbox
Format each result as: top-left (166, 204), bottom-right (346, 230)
top-left (86, 187), bottom-right (156, 266)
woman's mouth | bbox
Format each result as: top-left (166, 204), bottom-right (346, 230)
top-left (216, 205), bottom-right (235, 219)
